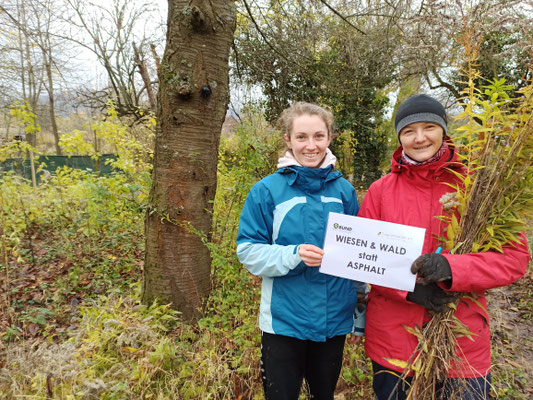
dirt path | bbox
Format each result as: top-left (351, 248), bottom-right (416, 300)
top-left (487, 268), bottom-right (533, 399)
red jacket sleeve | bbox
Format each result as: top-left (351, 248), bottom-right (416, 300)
top-left (443, 233), bottom-right (530, 293)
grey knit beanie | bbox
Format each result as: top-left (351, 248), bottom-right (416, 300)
top-left (394, 94), bottom-right (447, 139)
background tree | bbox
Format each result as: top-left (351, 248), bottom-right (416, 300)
top-left (396, 0), bottom-right (533, 104)
top-left (0, 0), bottom-right (45, 147)
top-left (1, 0), bottom-right (74, 152)
top-left (142, 0), bottom-right (236, 320)
top-left (234, 0), bottom-right (532, 186)
top-left (234, 0), bottom-right (403, 187)
top-left (133, 41), bottom-right (157, 112)
top-left (63, 0), bottom-right (164, 121)
top-left (30, 0), bottom-right (65, 154)
top-left (452, 29), bottom-right (532, 97)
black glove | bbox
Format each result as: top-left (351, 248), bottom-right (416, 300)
top-left (406, 282), bottom-right (455, 312)
top-left (411, 253), bottom-right (452, 284)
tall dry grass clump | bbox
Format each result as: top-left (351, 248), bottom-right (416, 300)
top-left (396, 27), bottom-right (533, 400)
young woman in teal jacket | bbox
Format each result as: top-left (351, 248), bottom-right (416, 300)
top-left (236, 102), bottom-right (366, 400)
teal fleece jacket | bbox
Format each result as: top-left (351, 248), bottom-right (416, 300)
top-left (236, 165), bottom-right (366, 341)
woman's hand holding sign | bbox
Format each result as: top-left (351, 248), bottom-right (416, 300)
top-left (299, 244), bottom-right (325, 266)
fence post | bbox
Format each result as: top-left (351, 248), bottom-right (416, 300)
top-left (29, 150), bottom-right (37, 189)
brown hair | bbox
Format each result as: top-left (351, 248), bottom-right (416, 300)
top-left (277, 102), bottom-right (336, 139)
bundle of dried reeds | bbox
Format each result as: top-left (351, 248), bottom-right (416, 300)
top-left (395, 30), bottom-right (533, 400)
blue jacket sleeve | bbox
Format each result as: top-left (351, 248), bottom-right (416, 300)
top-left (352, 282), bottom-right (368, 336)
top-left (236, 183), bottom-right (304, 278)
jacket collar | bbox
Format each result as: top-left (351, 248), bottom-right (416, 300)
top-left (278, 164), bottom-right (341, 188)
top-left (277, 148), bottom-right (337, 169)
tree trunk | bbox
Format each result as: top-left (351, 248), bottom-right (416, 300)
top-left (150, 43), bottom-right (161, 70)
top-left (133, 42), bottom-right (157, 112)
top-left (142, 0), bottom-right (236, 321)
top-left (43, 47), bottom-right (61, 155)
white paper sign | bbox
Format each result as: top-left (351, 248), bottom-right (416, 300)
top-left (320, 213), bottom-right (426, 292)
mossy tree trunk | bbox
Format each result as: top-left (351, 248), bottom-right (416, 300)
top-left (143, 0), bottom-right (236, 321)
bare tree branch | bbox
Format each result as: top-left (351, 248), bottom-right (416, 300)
top-left (317, 0), bottom-right (366, 35)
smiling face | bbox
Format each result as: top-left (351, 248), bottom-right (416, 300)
top-left (399, 121), bottom-right (444, 162)
top-left (284, 114), bottom-right (331, 168)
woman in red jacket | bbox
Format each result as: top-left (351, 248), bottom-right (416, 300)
top-left (358, 94), bottom-right (530, 400)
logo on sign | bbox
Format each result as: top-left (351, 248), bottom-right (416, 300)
top-left (377, 231), bottom-right (413, 242)
top-left (333, 223), bottom-right (352, 232)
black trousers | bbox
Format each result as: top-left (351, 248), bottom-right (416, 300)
top-left (260, 331), bottom-right (346, 400)
top-left (372, 361), bottom-right (491, 400)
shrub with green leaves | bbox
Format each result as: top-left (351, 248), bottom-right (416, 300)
top-left (212, 108), bottom-right (282, 254)
top-left (59, 102), bottom-right (154, 179)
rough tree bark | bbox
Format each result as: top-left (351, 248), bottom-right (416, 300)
top-left (142, 0), bottom-right (236, 321)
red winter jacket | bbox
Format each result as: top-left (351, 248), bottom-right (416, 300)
top-left (359, 140), bottom-right (530, 378)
